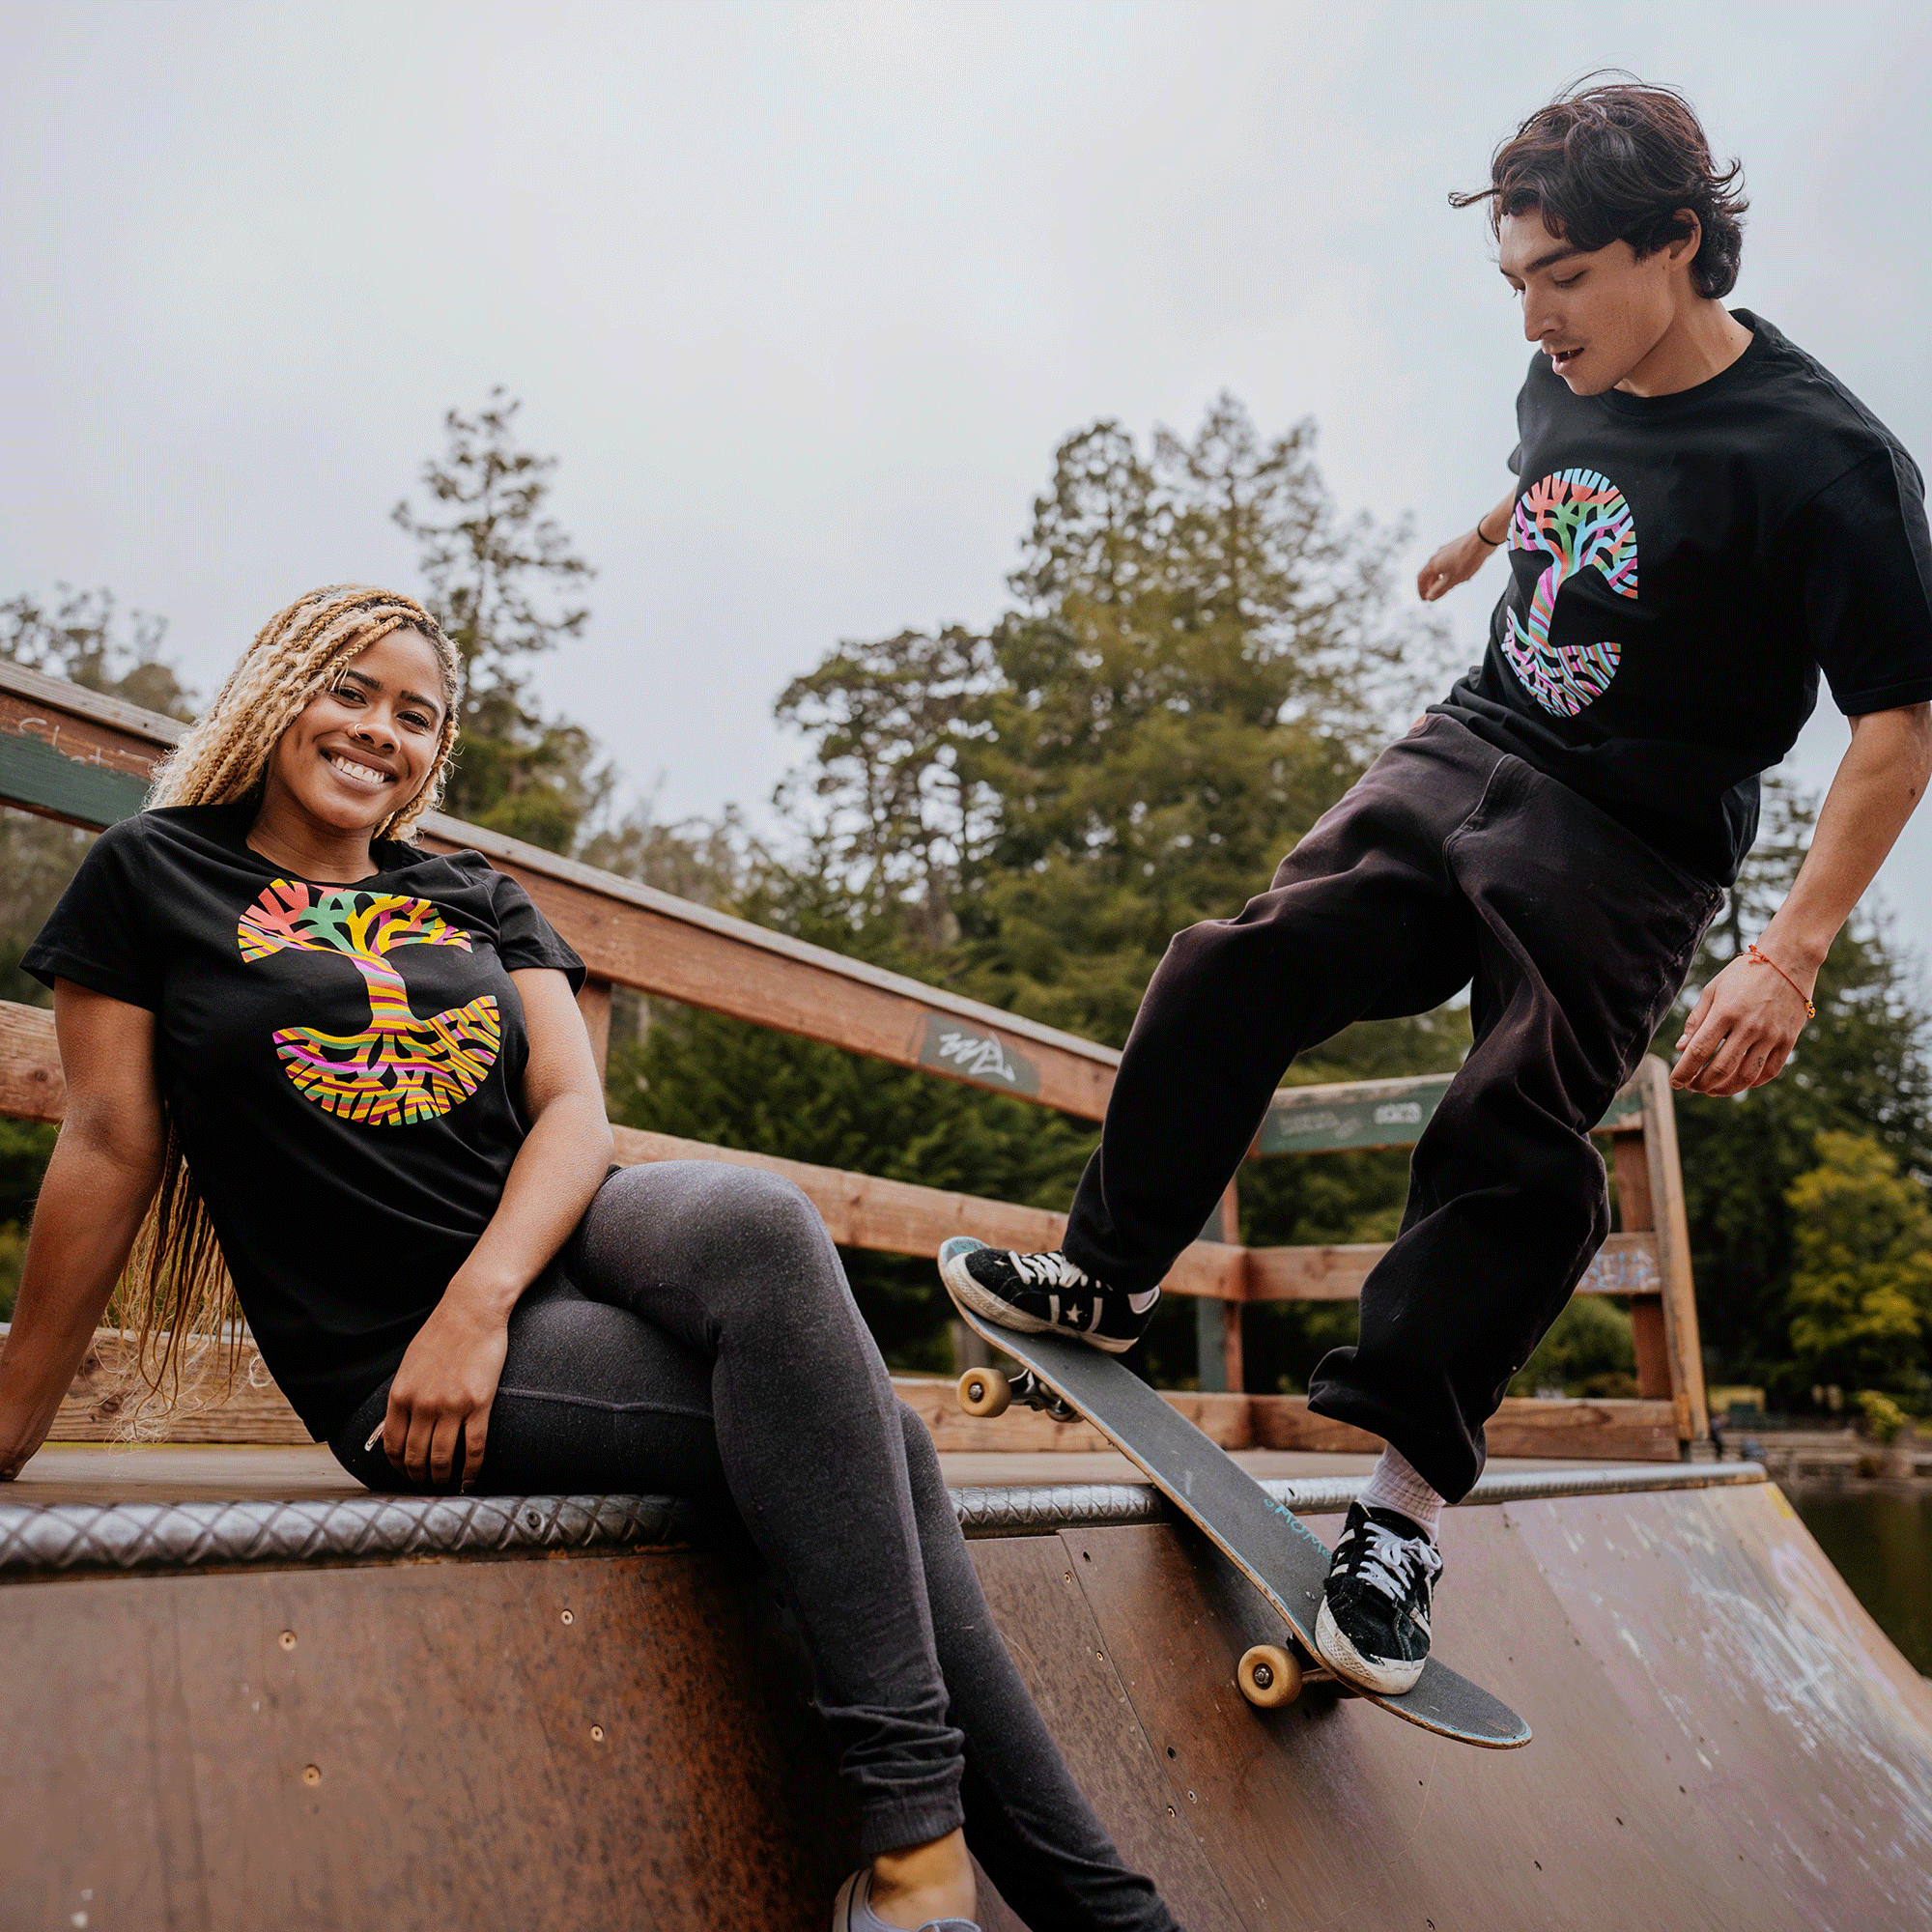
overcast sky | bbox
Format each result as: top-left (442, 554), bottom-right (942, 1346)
top-left (3, 0), bottom-right (1928, 965)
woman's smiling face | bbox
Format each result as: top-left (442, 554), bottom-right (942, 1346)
top-left (263, 625), bottom-right (449, 837)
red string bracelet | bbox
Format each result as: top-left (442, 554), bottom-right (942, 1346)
top-left (1746, 942), bottom-right (1816, 1019)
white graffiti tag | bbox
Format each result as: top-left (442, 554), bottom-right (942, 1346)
top-left (934, 1029), bottom-right (1021, 1086)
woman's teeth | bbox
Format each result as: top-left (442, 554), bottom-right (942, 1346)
top-left (329, 753), bottom-right (392, 785)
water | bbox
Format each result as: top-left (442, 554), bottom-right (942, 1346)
top-left (1793, 1489), bottom-right (1932, 1675)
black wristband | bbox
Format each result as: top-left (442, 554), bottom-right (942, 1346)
top-left (1474, 517), bottom-right (1503, 547)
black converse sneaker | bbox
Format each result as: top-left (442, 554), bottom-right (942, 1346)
top-left (937, 1236), bottom-right (1159, 1355)
top-left (1314, 1501), bottom-right (1444, 1695)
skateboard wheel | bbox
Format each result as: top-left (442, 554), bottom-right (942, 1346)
top-left (957, 1367), bottom-right (1012, 1419)
top-left (1237, 1644), bottom-right (1302, 1709)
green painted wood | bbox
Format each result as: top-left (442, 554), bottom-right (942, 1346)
top-left (1258, 1071), bottom-right (1646, 1154)
top-left (0, 734), bottom-right (149, 828)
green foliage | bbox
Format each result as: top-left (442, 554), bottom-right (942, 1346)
top-left (1, 587), bottom-right (196, 1007)
top-left (1784, 1131), bottom-right (1932, 1395)
top-left (780, 397), bottom-right (1447, 1049)
top-left (1508, 1296), bottom-right (1637, 1398)
top-left (707, 397), bottom-right (1462, 1373)
top-left (394, 389), bottom-right (603, 852)
top-left (0, 1221), bottom-right (24, 1321)
top-left (1855, 1389), bottom-right (1911, 1444)
top-left (0, 1119), bottom-right (57, 1322)
top-left (1669, 780), bottom-right (1932, 1399)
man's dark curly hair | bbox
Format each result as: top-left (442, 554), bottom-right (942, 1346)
top-left (1452, 76), bottom-right (1748, 298)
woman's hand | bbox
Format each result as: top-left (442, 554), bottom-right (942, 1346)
top-left (1417, 526), bottom-right (1499, 603)
top-left (1670, 953), bottom-right (1812, 1096)
top-left (381, 1293), bottom-right (511, 1490)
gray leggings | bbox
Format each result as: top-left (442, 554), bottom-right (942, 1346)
top-left (328, 1162), bottom-right (1178, 1931)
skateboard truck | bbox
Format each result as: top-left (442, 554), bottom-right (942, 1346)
top-left (957, 1365), bottom-right (1077, 1425)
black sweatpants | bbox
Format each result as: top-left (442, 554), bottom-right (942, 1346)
top-left (1062, 714), bottom-right (1721, 1501)
top-left (330, 1160), bottom-right (1178, 1932)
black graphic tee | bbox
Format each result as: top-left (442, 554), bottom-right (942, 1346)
top-left (24, 805), bottom-right (584, 1437)
top-left (1434, 312), bottom-right (1932, 883)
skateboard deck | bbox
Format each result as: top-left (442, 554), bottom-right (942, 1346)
top-left (943, 1242), bottom-right (1530, 1748)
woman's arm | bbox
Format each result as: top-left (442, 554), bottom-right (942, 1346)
top-left (1674, 700), bottom-right (1932, 1095)
top-left (1417, 487), bottom-right (1518, 602)
top-left (0, 982), bottom-right (166, 1478)
top-left (382, 968), bottom-right (614, 1489)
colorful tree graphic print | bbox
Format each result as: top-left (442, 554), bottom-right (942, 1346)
top-left (1504, 468), bottom-right (1638, 717)
top-left (237, 881), bottom-right (501, 1126)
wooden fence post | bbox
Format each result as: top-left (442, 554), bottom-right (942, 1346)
top-left (1194, 1179), bottom-right (1243, 1394)
top-left (577, 977), bottom-right (613, 1081)
top-left (1637, 1055), bottom-right (1709, 1448)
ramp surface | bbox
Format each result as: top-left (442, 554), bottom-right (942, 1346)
top-left (0, 1465), bottom-right (1925, 1931)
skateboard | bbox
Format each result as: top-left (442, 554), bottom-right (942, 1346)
top-left (941, 1238), bottom-right (1531, 1748)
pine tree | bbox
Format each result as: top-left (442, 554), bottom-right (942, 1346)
top-left (394, 390), bottom-right (602, 851)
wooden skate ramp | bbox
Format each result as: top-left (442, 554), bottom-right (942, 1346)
top-left (0, 1464), bottom-right (1926, 1930)
top-left (967, 1469), bottom-right (1932, 1931)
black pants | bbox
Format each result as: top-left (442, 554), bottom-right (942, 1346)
top-left (1063, 715), bottom-right (1720, 1500)
top-left (330, 1161), bottom-right (1178, 1932)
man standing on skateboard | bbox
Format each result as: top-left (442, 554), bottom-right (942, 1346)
top-left (942, 79), bottom-right (1932, 1694)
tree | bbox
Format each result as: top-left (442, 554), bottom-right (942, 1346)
top-left (1785, 1130), bottom-right (1932, 1397)
top-left (394, 390), bottom-right (602, 851)
top-left (649, 397), bottom-right (1460, 1378)
top-left (1665, 774), bottom-right (1932, 1395)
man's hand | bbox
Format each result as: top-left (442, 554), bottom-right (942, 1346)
top-left (1417, 527), bottom-right (1500, 603)
top-left (382, 1293), bottom-right (511, 1491)
top-left (1671, 952), bottom-right (1813, 1096)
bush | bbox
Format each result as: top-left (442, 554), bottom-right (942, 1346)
top-left (1510, 1297), bottom-right (1636, 1397)
top-left (1855, 1389), bottom-right (1910, 1445)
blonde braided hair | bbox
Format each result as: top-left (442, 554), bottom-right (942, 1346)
top-left (117, 585), bottom-right (463, 1429)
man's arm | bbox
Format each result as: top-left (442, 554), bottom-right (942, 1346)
top-left (1417, 487), bottom-right (1518, 602)
top-left (1673, 701), bottom-right (1932, 1095)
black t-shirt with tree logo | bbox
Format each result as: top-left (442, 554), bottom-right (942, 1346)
top-left (24, 805), bottom-right (584, 1437)
top-left (1435, 311), bottom-right (1932, 883)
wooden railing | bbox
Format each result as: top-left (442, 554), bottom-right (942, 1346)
top-left (0, 661), bottom-right (1709, 1449)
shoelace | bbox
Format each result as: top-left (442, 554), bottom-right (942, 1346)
top-left (1341, 1517), bottom-right (1442, 1608)
top-left (1009, 1251), bottom-right (1095, 1292)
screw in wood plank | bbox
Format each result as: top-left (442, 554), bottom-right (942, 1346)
top-left (301, 1766), bottom-right (321, 1787)
top-left (589, 1724), bottom-right (606, 1743)
top-left (278, 1631), bottom-right (297, 1651)
top-left (560, 1609), bottom-right (575, 1625)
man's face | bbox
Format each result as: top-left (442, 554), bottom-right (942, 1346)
top-left (1497, 206), bottom-right (1691, 396)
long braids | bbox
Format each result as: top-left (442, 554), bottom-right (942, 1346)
top-left (117, 585), bottom-right (462, 1429)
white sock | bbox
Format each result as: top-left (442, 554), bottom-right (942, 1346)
top-left (1358, 1445), bottom-right (1445, 1541)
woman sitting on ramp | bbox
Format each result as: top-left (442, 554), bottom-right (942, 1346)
top-left (0, 583), bottom-right (1179, 1932)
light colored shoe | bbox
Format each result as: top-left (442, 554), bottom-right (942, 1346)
top-left (831, 1865), bottom-right (980, 1932)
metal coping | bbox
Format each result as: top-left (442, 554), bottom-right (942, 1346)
top-left (0, 1463), bottom-right (1767, 1579)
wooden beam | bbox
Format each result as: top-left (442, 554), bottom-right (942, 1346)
top-left (1248, 1393), bottom-right (1680, 1463)
top-left (0, 663), bottom-right (1121, 1120)
top-left (1614, 1131), bottom-right (1670, 1400)
top-left (1635, 1055), bottom-right (1710, 1443)
top-left (608, 1122), bottom-right (1244, 1298)
top-left (575, 978), bottom-right (612, 1080)
top-left (0, 1002), bottom-right (65, 1124)
top-left (0, 665), bottom-right (1664, 1141)
top-left (1241, 1230), bottom-right (1663, 1303)
top-left (1257, 1067), bottom-right (1649, 1156)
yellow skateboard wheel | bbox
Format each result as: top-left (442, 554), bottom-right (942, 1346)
top-left (1237, 1643), bottom-right (1303, 1708)
top-left (957, 1367), bottom-right (1012, 1419)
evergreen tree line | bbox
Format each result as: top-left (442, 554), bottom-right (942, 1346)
top-left (3, 395), bottom-right (1928, 1418)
